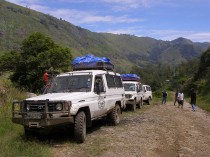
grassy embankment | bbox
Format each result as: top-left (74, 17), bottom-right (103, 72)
top-left (0, 77), bottom-right (50, 157)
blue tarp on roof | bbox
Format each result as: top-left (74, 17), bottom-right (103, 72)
top-left (71, 54), bottom-right (114, 70)
top-left (121, 74), bottom-right (141, 81)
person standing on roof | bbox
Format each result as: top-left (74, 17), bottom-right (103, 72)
top-left (43, 70), bottom-right (49, 85)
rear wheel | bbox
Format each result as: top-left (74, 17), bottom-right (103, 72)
top-left (109, 104), bottom-right (121, 125)
top-left (147, 98), bottom-right (150, 105)
top-left (74, 111), bottom-right (86, 143)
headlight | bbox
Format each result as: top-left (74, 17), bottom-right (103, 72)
top-left (26, 104), bottom-right (30, 111)
top-left (56, 103), bottom-right (62, 111)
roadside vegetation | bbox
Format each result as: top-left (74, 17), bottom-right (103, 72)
top-left (0, 76), bottom-right (51, 157)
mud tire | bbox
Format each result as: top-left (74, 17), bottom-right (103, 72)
top-left (74, 111), bottom-right (86, 143)
top-left (109, 104), bottom-right (121, 125)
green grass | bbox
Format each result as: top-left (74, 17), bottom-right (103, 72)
top-left (0, 76), bottom-right (51, 157)
top-left (196, 94), bottom-right (210, 112)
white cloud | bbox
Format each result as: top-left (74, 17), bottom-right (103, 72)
top-left (102, 0), bottom-right (152, 8)
top-left (147, 29), bottom-right (210, 42)
top-left (105, 28), bottom-right (139, 35)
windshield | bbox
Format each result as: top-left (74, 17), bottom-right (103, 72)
top-left (46, 75), bottom-right (92, 93)
top-left (124, 83), bottom-right (136, 91)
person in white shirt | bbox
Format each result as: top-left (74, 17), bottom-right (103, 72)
top-left (177, 90), bottom-right (184, 109)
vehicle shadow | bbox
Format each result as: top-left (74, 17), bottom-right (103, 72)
top-left (22, 118), bottom-right (109, 144)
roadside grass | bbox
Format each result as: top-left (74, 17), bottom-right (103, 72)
top-left (197, 94), bottom-right (210, 112)
top-left (0, 77), bottom-right (51, 157)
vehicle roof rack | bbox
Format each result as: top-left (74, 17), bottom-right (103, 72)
top-left (121, 74), bottom-right (141, 82)
top-left (71, 54), bottom-right (114, 71)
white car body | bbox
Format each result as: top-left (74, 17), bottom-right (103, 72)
top-left (123, 81), bottom-right (143, 111)
top-left (12, 69), bottom-right (125, 143)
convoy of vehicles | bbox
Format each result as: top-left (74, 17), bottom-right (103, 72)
top-left (12, 54), bottom-right (152, 143)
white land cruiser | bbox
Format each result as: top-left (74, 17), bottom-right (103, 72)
top-left (121, 74), bottom-right (143, 111)
top-left (12, 69), bottom-right (125, 143)
top-left (142, 85), bottom-right (152, 105)
top-left (123, 81), bottom-right (143, 111)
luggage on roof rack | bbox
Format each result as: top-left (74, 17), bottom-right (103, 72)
top-left (71, 54), bottom-right (114, 71)
top-left (121, 74), bottom-right (141, 82)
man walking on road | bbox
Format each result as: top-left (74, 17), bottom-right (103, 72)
top-left (190, 88), bottom-right (196, 112)
top-left (174, 89), bottom-right (178, 106)
top-left (177, 90), bottom-right (184, 109)
top-left (162, 90), bottom-right (168, 104)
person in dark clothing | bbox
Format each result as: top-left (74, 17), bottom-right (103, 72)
top-left (190, 88), bottom-right (196, 112)
top-left (162, 90), bottom-right (168, 104)
top-left (174, 89), bottom-right (178, 106)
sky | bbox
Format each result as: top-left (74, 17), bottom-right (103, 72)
top-left (6, 0), bottom-right (210, 42)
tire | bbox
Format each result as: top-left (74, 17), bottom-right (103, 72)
top-left (109, 104), bottom-right (121, 125)
top-left (140, 99), bottom-right (143, 107)
top-left (74, 111), bottom-right (86, 143)
top-left (132, 100), bottom-right (136, 111)
top-left (147, 98), bottom-right (150, 105)
top-left (138, 99), bottom-right (142, 109)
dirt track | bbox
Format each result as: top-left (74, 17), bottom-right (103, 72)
top-left (51, 101), bottom-right (210, 157)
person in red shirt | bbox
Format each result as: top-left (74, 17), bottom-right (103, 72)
top-left (43, 70), bottom-right (49, 85)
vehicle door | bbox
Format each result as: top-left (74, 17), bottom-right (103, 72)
top-left (93, 75), bottom-right (107, 117)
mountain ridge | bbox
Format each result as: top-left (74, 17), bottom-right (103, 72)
top-left (0, 0), bottom-right (210, 72)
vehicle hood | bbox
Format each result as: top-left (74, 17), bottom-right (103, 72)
top-left (26, 92), bottom-right (94, 103)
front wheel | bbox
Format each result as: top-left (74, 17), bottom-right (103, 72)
top-left (74, 111), bottom-right (86, 143)
top-left (109, 104), bottom-right (121, 125)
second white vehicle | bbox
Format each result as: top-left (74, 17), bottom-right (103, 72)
top-left (142, 85), bottom-right (152, 105)
top-left (121, 74), bottom-right (143, 111)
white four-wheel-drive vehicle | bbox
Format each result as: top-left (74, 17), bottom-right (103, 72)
top-left (12, 55), bottom-right (126, 143)
top-left (121, 74), bottom-right (143, 111)
top-left (142, 85), bottom-right (152, 105)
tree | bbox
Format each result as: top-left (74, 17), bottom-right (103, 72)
top-left (0, 32), bottom-right (72, 92)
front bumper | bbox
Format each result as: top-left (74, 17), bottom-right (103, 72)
top-left (12, 100), bottom-right (74, 128)
top-left (125, 99), bottom-right (135, 105)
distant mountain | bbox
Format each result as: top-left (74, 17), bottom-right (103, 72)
top-left (0, 0), bottom-right (210, 72)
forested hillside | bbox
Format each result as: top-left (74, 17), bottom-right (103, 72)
top-left (0, 0), bottom-right (210, 72)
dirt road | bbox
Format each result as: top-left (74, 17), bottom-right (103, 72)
top-left (51, 101), bottom-right (210, 157)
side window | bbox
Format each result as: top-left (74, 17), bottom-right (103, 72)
top-left (115, 76), bottom-right (123, 87)
top-left (106, 74), bottom-right (123, 88)
top-left (106, 74), bottom-right (115, 88)
top-left (94, 75), bottom-right (105, 93)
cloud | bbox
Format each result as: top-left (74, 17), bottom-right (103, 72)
top-left (102, 0), bottom-right (152, 8)
top-left (146, 29), bottom-right (210, 42)
top-left (105, 28), bottom-right (140, 35)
